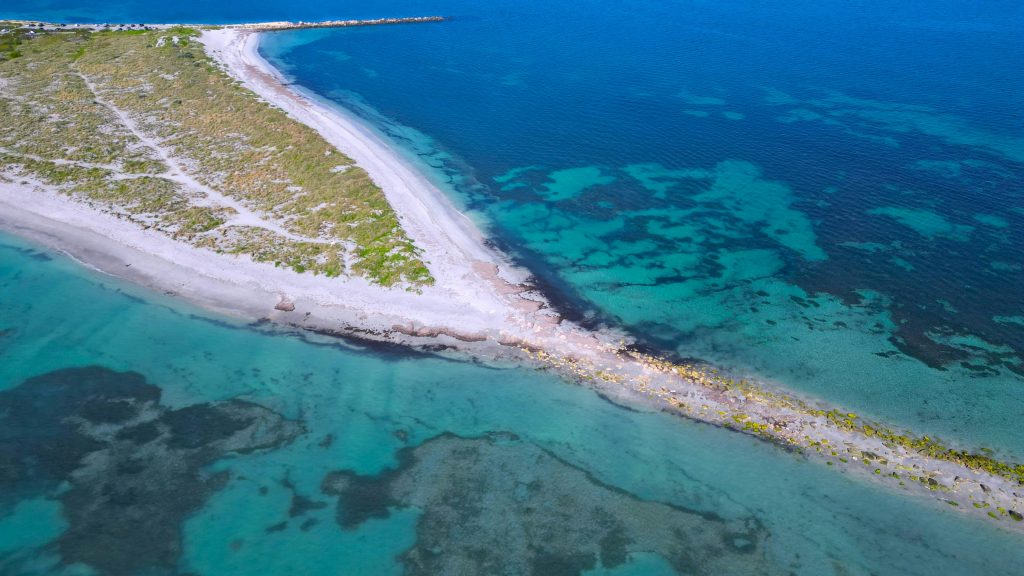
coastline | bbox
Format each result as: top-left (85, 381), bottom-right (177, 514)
top-left (2, 25), bottom-right (1023, 529)
top-left (204, 29), bottom-right (537, 315)
top-left (2, 26), bottom-right (571, 353)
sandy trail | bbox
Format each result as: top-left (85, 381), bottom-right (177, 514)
top-left (75, 69), bottom-right (327, 243)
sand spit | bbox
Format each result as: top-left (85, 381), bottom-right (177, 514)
top-left (1, 25), bottom-right (1021, 530)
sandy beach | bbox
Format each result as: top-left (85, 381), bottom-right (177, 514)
top-left (1, 28), bottom-right (577, 354)
top-left (201, 29), bottom-right (553, 333)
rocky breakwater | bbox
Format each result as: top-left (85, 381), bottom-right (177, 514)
top-left (504, 328), bottom-right (1024, 532)
top-left (229, 16), bottom-right (447, 32)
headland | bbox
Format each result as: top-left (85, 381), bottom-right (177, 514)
top-left (0, 20), bottom-right (1021, 529)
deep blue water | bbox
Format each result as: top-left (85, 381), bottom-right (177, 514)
top-left (256, 0), bottom-right (1024, 456)
top-left (2, 1), bottom-right (1024, 574)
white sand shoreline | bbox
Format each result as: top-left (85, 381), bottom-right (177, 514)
top-left (2, 28), bottom-right (577, 353)
top-left (202, 29), bottom-right (563, 336)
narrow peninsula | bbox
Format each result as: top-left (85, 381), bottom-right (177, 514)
top-left (1, 21), bottom-right (1021, 530)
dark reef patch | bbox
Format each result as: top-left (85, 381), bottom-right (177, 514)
top-left (282, 475), bottom-right (328, 518)
top-left (0, 366), bottom-right (302, 576)
top-left (322, 432), bottom-right (779, 575)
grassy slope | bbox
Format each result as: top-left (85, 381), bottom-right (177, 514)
top-left (0, 27), bottom-right (432, 287)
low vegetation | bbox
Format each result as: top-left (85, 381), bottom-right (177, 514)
top-left (0, 26), bottom-right (432, 287)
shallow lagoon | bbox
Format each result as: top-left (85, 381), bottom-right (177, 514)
top-left (2, 233), bottom-right (1024, 574)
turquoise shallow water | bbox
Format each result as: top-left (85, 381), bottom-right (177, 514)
top-left (2, 233), bottom-right (1024, 574)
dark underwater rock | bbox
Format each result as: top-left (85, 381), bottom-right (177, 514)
top-left (0, 366), bottom-right (301, 576)
top-left (322, 432), bottom-right (779, 575)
